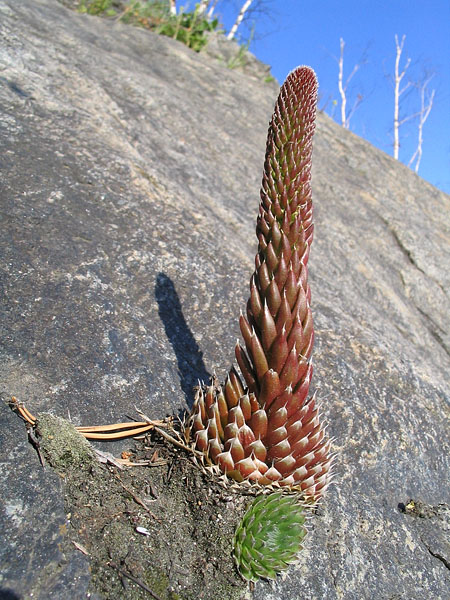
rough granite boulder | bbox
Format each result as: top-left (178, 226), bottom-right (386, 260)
top-left (0, 1), bottom-right (449, 599)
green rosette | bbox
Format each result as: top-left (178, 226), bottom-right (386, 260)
top-left (233, 492), bottom-right (307, 582)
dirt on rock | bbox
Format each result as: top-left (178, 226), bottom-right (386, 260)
top-left (36, 414), bottom-right (251, 600)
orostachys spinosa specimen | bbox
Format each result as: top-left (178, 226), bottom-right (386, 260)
top-left (186, 66), bottom-right (335, 503)
top-left (10, 63), bottom-right (337, 588)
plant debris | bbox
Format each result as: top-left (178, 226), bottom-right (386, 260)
top-left (35, 413), bottom-right (251, 600)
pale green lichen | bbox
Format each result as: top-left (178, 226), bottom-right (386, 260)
top-left (36, 413), bottom-right (95, 471)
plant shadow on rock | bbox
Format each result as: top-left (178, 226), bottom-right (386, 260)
top-left (26, 68), bottom-right (325, 598)
top-left (0, 589), bottom-right (22, 600)
top-left (34, 275), bottom-right (248, 599)
top-left (155, 273), bottom-right (211, 410)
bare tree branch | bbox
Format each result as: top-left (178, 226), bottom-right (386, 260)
top-left (337, 38), bottom-right (365, 129)
top-left (392, 34), bottom-right (435, 171)
top-left (168, 0), bottom-right (177, 16)
top-left (197, 0), bottom-right (210, 15)
top-left (207, 0), bottom-right (219, 19)
top-left (338, 38), bottom-right (347, 127)
top-left (227, 0), bottom-right (254, 40)
top-left (346, 93), bottom-right (364, 128)
top-left (398, 110), bottom-right (422, 127)
top-left (408, 77), bottom-right (436, 173)
top-left (393, 34), bottom-right (411, 159)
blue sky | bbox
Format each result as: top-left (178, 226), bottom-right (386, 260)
top-left (199, 1), bottom-right (450, 194)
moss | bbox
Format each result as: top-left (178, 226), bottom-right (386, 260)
top-left (144, 570), bottom-right (181, 599)
top-left (34, 414), bottom-right (248, 599)
top-left (36, 413), bottom-right (95, 471)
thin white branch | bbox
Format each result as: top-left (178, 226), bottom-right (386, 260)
top-left (197, 0), bottom-right (209, 15)
top-left (346, 93), bottom-right (363, 129)
top-left (409, 80), bottom-right (435, 173)
top-left (169, 0), bottom-right (177, 16)
top-left (337, 38), bottom-right (365, 129)
top-left (207, 0), bottom-right (219, 19)
top-left (227, 0), bottom-right (253, 40)
top-left (399, 80), bottom-right (412, 96)
top-left (398, 110), bottom-right (422, 127)
top-left (338, 38), bottom-right (347, 127)
top-left (346, 62), bottom-right (361, 87)
top-left (394, 34), bottom-right (411, 159)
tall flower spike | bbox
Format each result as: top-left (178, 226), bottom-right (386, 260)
top-left (187, 66), bottom-right (334, 501)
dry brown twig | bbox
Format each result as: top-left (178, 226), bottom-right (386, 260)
top-left (10, 396), bottom-right (163, 440)
top-left (9, 396), bottom-right (204, 469)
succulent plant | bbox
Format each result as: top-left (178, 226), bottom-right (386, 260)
top-left (186, 66), bottom-right (334, 501)
top-left (233, 492), bottom-right (307, 582)
top-left (10, 62), bottom-right (334, 593)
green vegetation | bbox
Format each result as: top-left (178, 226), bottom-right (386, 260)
top-left (71, 1), bottom-right (275, 77)
top-left (77, 1), bottom-right (220, 52)
top-left (36, 413), bottom-right (247, 599)
top-left (78, 0), bottom-right (117, 16)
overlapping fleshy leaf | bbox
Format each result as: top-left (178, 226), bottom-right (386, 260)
top-left (186, 66), bottom-right (333, 501)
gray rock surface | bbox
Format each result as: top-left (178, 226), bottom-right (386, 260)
top-left (0, 1), bottom-right (449, 598)
top-left (202, 30), bottom-right (274, 81)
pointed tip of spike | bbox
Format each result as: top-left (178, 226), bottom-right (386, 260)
top-left (287, 65), bottom-right (318, 82)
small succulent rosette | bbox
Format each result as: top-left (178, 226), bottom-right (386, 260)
top-left (233, 492), bottom-right (308, 582)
